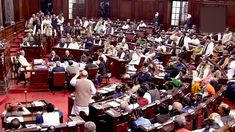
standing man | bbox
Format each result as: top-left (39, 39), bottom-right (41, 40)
top-left (70, 70), bottom-right (96, 116)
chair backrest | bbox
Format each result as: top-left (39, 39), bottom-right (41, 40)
top-left (87, 68), bottom-right (98, 80)
top-left (135, 57), bottom-right (146, 71)
top-left (53, 72), bottom-right (66, 87)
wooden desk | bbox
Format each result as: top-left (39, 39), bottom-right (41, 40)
top-left (104, 83), bottom-right (190, 132)
top-left (68, 83), bottom-right (122, 115)
top-left (2, 116), bottom-right (85, 132)
top-left (21, 46), bottom-right (42, 62)
top-left (2, 100), bottom-right (48, 129)
top-left (27, 66), bottom-right (49, 91)
top-left (52, 47), bottom-right (90, 62)
top-left (106, 55), bottom-right (128, 79)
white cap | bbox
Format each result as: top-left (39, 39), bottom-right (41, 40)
top-left (155, 12), bottom-right (159, 17)
top-left (187, 14), bottom-right (192, 19)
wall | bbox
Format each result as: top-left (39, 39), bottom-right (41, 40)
top-left (52, 0), bottom-right (68, 19)
top-left (85, 0), bottom-right (172, 28)
top-left (188, 0), bottom-right (235, 30)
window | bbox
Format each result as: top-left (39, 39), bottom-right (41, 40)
top-left (68, 0), bottom-right (76, 19)
top-left (171, 0), bottom-right (188, 26)
top-left (68, 0), bottom-right (85, 19)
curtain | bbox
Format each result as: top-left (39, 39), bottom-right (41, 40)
top-left (0, 0), bottom-right (3, 26)
top-left (4, 0), bottom-right (14, 24)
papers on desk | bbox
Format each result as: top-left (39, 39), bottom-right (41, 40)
top-left (69, 116), bottom-right (85, 124)
top-left (107, 101), bottom-right (120, 108)
top-left (25, 124), bottom-right (38, 128)
top-left (154, 123), bottom-right (162, 127)
top-left (34, 59), bottom-right (44, 65)
top-left (97, 89), bottom-right (108, 94)
top-left (32, 100), bottom-right (45, 107)
top-left (103, 87), bottom-right (115, 92)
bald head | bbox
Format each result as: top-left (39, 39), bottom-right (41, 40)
top-left (173, 102), bottom-right (183, 111)
top-left (80, 70), bottom-right (88, 78)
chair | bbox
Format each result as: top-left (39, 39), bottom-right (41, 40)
top-left (87, 67), bottom-right (98, 82)
top-left (134, 57), bottom-right (146, 71)
top-left (52, 72), bottom-right (66, 91)
top-left (66, 73), bottom-right (76, 91)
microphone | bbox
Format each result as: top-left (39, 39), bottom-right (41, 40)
top-left (24, 90), bottom-right (28, 105)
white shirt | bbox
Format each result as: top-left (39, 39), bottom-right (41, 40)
top-left (137, 23), bottom-right (147, 30)
top-left (129, 52), bottom-right (141, 65)
top-left (143, 92), bottom-right (152, 104)
top-left (68, 42), bottom-right (80, 49)
top-left (122, 24), bottom-right (130, 30)
top-left (83, 20), bottom-right (89, 28)
top-left (203, 42), bottom-right (214, 56)
top-left (42, 112), bottom-right (60, 126)
top-left (156, 45), bottom-right (166, 53)
top-left (18, 55), bottom-right (30, 67)
top-left (191, 38), bottom-right (200, 45)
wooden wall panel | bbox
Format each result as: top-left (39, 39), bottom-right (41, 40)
top-left (142, 0), bottom-right (156, 21)
top-left (119, 0), bottom-right (132, 20)
top-left (189, 0), bottom-right (235, 30)
top-left (227, 6), bottom-right (235, 29)
top-left (52, 0), bottom-right (62, 15)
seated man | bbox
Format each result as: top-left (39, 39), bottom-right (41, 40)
top-left (48, 50), bottom-right (60, 62)
top-left (52, 61), bottom-right (65, 73)
top-left (84, 121), bottom-right (96, 132)
top-left (18, 50), bottom-right (31, 80)
top-left (218, 103), bottom-right (234, 125)
top-left (127, 95), bottom-right (139, 110)
top-left (62, 50), bottom-right (74, 62)
top-left (131, 66), bottom-right (152, 84)
top-left (108, 85), bottom-right (124, 99)
top-left (174, 115), bottom-right (191, 132)
top-left (150, 103), bottom-right (170, 124)
top-left (137, 88), bottom-right (149, 107)
top-left (130, 108), bottom-right (151, 132)
top-left (85, 57), bottom-right (98, 70)
top-left (66, 60), bottom-right (77, 75)
top-left (18, 50), bottom-right (31, 68)
top-left (22, 33), bottom-right (35, 46)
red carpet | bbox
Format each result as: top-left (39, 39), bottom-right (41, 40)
top-left (0, 77), bottom-right (121, 128)
top-left (0, 91), bottom-right (71, 128)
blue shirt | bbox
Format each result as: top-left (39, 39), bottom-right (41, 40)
top-left (131, 117), bottom-right (151, 132)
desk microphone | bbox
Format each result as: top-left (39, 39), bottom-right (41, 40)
top-left (24, 90), bottom-right (28, 104)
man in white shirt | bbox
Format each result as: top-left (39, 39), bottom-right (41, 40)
top-left (70, 70), bottom-right (96, 116)
top-left (122, 22), bottom-right (130, 30)
top-left (191, 34), bottom-right (200, 45)
top-left (222, 28), bottom-right (233, 45)
top-left (202, 36), bottom-right (214, 56)
top-left (41, 15), bottom-right (51, 34)
top-left (18, 50), bottom-right (31, 67)
top-left (137, 20), bottom-right (147, 30)
top-left (68, 39), bottom-right (80, 49)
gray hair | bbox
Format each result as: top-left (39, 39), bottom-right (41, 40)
top-left (84, 121), bottom-right (96, 132)
top-left (56, 61), bottom-right (61, 67)
top-left (174, 115), bottom-right (186, 128)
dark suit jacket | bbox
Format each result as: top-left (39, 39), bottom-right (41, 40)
top-left (98, 61), bottom-right (107, 75)
top-left (62, 55), bottom-right (74, 62)
top-left (49, 55), bottom-right (60, 62)
top-left (151, 114), bottom-right (171, 124)
top-left (85, 63), bottom-right (98, 70)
